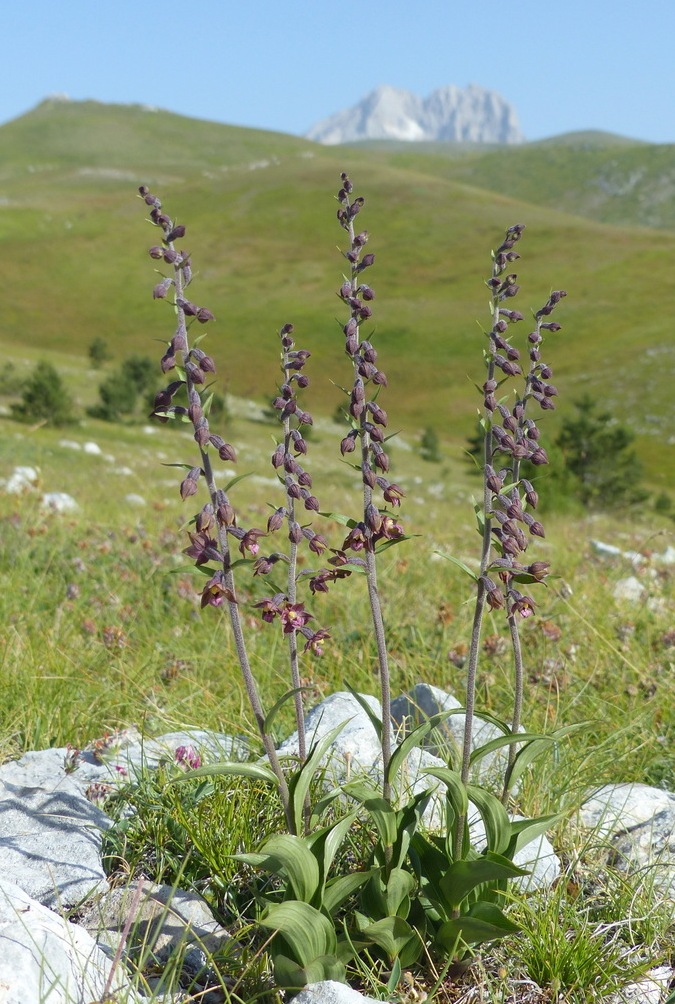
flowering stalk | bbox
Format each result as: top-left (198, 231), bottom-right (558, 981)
top-left (138, 186), bottom-right (293, 833)
top-left (254, 322), bottom-right (332, 766)
top-left (457, 225), bottom-right (566, 853)
top-left (335, 174), bottom-right (406, 803)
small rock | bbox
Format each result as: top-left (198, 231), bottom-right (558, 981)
top-left (83, 440), bottom-right (102, 455)
top-left (0, 781), bottom-right (111, 908)
top-left (391, 682), bottom-right (517, 788)
top-left (41, 491), bottom-right (79, 513)
top-left (124, 492), bottom-right (146, 506)
top-left (292, 981), bottom-right (383, 1004)
top-left (4, 465), bottom-right (40, 493)
top-left (0, 879), bottom-right (143, 1004)
top-left (606, 966), bottom-right (673, 1004)
top-left (613, 576), bottom-right (645, 603)
top-left (79, 881), bottom-right (231, 959)
top-left (580, 783), bottom-right (675, 898)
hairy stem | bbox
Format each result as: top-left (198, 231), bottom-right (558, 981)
top-left (169, 235), bottom-right (294, 833)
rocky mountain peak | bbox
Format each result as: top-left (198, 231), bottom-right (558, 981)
top-left (306, 84), bottom-right (524, 145)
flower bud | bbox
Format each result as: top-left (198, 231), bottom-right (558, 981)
top-left (180, 467), bottom-right (201, 500)
top-left (267, 507), bottom-right (286, 532)
top-left (167, 224), bottom-right (186, 242)
top-left (216, 501), bottom-right (236, 526)
top-left (288, 521), bottom-right (303, 544)
top-left (153, 278), bottom-right (173, 300)
top-left (365, 503), bottom-right (382, 532)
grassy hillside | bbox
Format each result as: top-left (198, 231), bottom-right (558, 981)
top-left (353, 131), bottom-right (675, 230)
top-left (0, 100), bottom-right (673, 491)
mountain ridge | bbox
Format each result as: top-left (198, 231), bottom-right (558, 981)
top-left (306, 84), bottom-right (524, 145)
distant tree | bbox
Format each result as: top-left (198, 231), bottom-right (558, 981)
top-left (419, 426), bottom-right (441, 463)
top-left (88, 354), bottom-right (157, 422)
top-left (11, 360), bottom-right (77, 427)
top-left (88, 337), bottom-right (112, 368)
top-left (555, 396), bottom-right (648, 509)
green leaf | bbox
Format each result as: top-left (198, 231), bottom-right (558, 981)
top-left (322, 870), bottom-right (374, 916)
top-left (391, 790), bottom-right (433, 868)
top-left (222, 471), bottom-right (254, 494)
top-left (503, 723), bottom-right (587, 793)
top-left (243, 833), bottom-right (320, 903)
top-left (345, 685), bottom-right (383, 742)
top-left (382, 867), bottom-right (416, 917)
top-left (168, 564), bottom-right (217, 577)
top-left (263, 686), bottom-right (316, 733)
top-left (343, 781), bottom-right (398, 848)
top-left (466, 785), bottom-right (512, 855)
top-left (273, 952), bottom-right (346, 991)
top-left (358, 916), bottom-right (421, 965)
top-left (307, 812), bottom-right (357, 888)
top-left (374, 535), bottom-right (412, 554)
top-left (387, 709), bottom-right (461, 786)
top-left (505, 813), bottom-right (560, 857)
top-left (436, 902), bottom-right (520, 950)
top-left (169, 760), bottom-right (278, 784)
top-left (386, 958), bottom-right (402, 995)
top-left (468, 732), bottom-right (544, 767)
top-left (439, 854), bottom-right (527, 910)
top-left (317, 510), bottom-right (358, 528)
top-left (286, 721), bottom-right (348, 834)
top-left (433, 551), bottom-right (479, 582)
top-left (421, 766), bottom-right (468, 819)
top-left (260, 900), bottom-right (337, 959)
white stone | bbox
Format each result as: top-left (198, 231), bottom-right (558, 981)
top-left (4, 466), bottom-right (40, 493)
top-left (0, 879), bottom-right (142, 1004)
top-left (41, 491), bottom-right (79, 513)
top-left (580, 783), bottom-right (675, 897)
top-left (79, 881), bottom-right (230, 958)
top-left (58, 439), bottom-right (82, 450)
top-left (292, 980), bottom-right (382, 1004)
top-left (613, 576), bottom-right (645, 603)
top-left (124, 493), bottom-right (146, 506)
top-left (391, 683), bottom-right (518, 788)
top-left (0, 779), bottom-right (111, 908)
top-left (83, 440), bottom-right (102, 455)
top-left (606, 966), bottom-right (673, 1004)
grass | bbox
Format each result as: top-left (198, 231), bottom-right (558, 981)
top-left (0, 99), bottom-right (674, 489)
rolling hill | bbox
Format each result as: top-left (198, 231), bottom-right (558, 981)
top-left (0, 98), bottom-right (673, 490)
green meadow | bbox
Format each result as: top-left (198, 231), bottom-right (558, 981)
top-left (0, 98), bottom-right (673, 490)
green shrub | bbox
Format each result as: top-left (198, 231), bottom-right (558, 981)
top-left (556, 396), bottom-right (648, 509)
top-left (88, 354), bottom-right (157, 422)
top-left (419, 426), bottom-right (441, 463)
top-left (88, 337), bottom-right (112, 368)
top-left (10, 360), bottom-right (77, 427)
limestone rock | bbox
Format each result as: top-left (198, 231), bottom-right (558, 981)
top-left (391, 682), bottom-right (518, 787)
top-left (0, 781), bottom-right (111, 909)
top-left (78, 880), bottom-right (231, 959)
top-left (292, 980), bottom-right (383, 1004)
top-left (0, 878), bottom-right (143, 1004)
top-left (580, 783), bottom-right (675, 897)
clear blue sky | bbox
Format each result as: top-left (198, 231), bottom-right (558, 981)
top-left (4, 0), bottom-right (674, 143)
